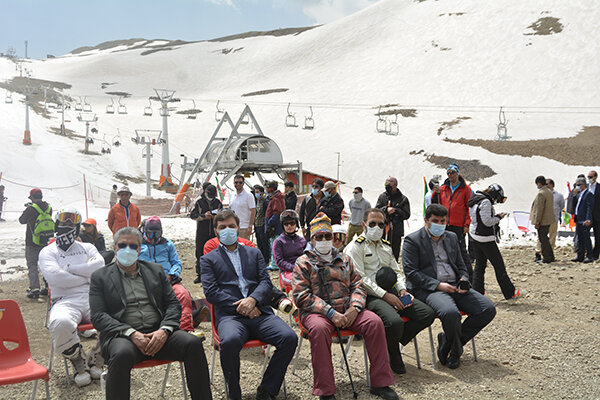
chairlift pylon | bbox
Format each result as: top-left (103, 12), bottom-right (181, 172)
top-left (215, 100), bottom-right (224, 122)
top-left (83, 97), bottom-right (92, 112)
top-left (376, 106), bottom-right (388, 133)
top-left (303, 106), bottom-right (314, 130)
top-left (143, 99), bottom-right (153, 116)
top-left (240, 105), bottom-right (250, 125)
top-left (75, 97), bottom-right (83, 111)
top-left (187, 100), bottom-right (198, 120)
top-left (4, 91), bottom-right (12, 104)
top-left (388, 114), bottom-right (399, 136)
top-left (285, 103), bottom-right (297, 127)
top-left (117, 97), bottom-right (127, 114)
top-left (106, 98), bottom-right (115, 114)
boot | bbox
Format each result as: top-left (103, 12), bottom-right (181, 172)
top-left (63, 344), bottom-right (92, 387)
top-left (86, 340), bottom-right (104, 380)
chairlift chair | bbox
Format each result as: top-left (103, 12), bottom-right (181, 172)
top-left (388, 114), bottom-right (399, 136)
top-left (285, 103), bottom-right (297, 127)
top-left (303, 106), bottom-right (315, 130)
top-left (106, 98), bottom-right (115, 114)
top-left (112, 130), bottom-right (122, 147)
top-left (117, 97), bottom-right (127, 114)
top-left (83, 97), bottom-right (92, 112)
top-left (187, 100), bottom-right (198, 120)
top-left (144, 99), bottom-right (153, 116)
top-left (75, 97), bottom-right (83, 111)
top-left (376, 106), bottom-right (388, 133)
top-left (5, 91), bottom-right (13, 104)
top-left (215, 100), bottom-right (224, 122)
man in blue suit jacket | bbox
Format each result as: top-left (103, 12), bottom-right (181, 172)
top-left (572, 177), bottom-right (595, 263)
top-left (200, 210), bottom-right (297, 400)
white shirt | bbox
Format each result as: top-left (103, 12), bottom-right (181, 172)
top-left (589, 181), bottom-right (597, 195)
top-left (229, 189), bottom-right (256, 229)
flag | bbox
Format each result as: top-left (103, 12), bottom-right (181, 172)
top-left (215, 177), bottom-right (225, 201)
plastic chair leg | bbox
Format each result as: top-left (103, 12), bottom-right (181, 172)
top-left (45, 380), bottom-right (50, 400)
top-left (472, 338), bottom-right (478, 362)
top-left (179, 362), bottom-right (188, 400)
top-left (362, 341), bottom-right (370, 387)
top-left (414, 336), bottom-right (421, 369)
top-left (159, 363), bottom-right (171, 398)
top-left (291, 335), bottom-right (304, 375)
top-left (64, 358), bottom-right (71, 387)
top-left (47, 340), bottom-right (55, 373)
top-left (210, 345), bottom-right (217, 383)
top-left (428, 326), bottom-right (437, 369)
top-left (30, 381), bottom-right (37, 400)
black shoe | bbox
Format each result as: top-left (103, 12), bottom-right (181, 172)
top-left (370, 386), bottom-right (399, 400)
top-left (583, 258), bottom-right (594, 263)
top-left (26, 288), bottom-right (40, 300)
top-left (437, 332), bottom-right (449, 365)
top-left (542, 259), bottom-right (553, 264)
top-left (40, 287), bottom-right (48, 296)
top-left (534, 252), bottom-right (541, 262)
top-left (319, 396), bottom-right (336, 400)
top-left (193, 305), bottom-right (209, 328)
top-left (390, 352), bottom-right (406, 374)
top-left (193, 276), bottom-right (201, 284)
top-left (447, 354), bottom-right (461, 369)
top-left (256, 386), bottom-right (277, 400)
top-left (571, 257), bottom-right (584, 262)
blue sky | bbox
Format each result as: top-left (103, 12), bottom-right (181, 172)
top-left (1, 0), bottom-right (377, 59)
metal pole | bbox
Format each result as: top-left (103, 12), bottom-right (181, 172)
top-left (85, 122), bottom-right (90, 154)
top-left (83, 174), bottom-right (89, 218)
top-left (161, 101), bottom-right (171, 185)
top-left (146, 142), bottom-right (152, 197)
top-left (23, 94), bottom-right (31, 145)
top-left (335, 152), bottom-right (341, 182)
top-left (60, 93), bottom-right (65, 135)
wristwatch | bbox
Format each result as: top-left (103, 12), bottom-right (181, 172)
top-left (353, 305), bottom-right (363, 313)
top-left (161, 328), bottom-right (172, 337)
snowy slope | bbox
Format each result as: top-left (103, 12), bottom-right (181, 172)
top-left (1, 0), bottom-right (598, 227)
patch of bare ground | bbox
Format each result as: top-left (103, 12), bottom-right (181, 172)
top-left (242, 88), bottom-right (289, 97)
top-left (48, 126), bottom-right (79, 138)
top-left (425, 154), bottom-right (496, 181)
top-left (445, 126), bottom-right (600, 166)
top-left (112, 172), bottom-right (145, 185)
top-left (437, 116), bottom-right (471, 135)
top-left (376, 106), bottom-right (418, 118)
top-left (209, 27), bottom-right (316, 42)
top-left (105, 91), bottom-right (131, 98)
top-left (525, 16), bottom-right (563, 36)
top-left (1, 245), bottom-right (599, 399)
top-left (0, 77), bottom-right (72, 118)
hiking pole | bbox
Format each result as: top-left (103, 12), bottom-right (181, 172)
top-left (317, 268), bottom-right (358, 399)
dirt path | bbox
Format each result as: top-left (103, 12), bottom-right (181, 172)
top-left (1, 243), bottom-right (599, 399)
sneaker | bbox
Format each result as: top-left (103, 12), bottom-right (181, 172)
top-left (370, 386), bottom-right (399, 400)
top-left (507, 289), bottom-right (520, 301)
top-left (26, 288), bottom-right (40, 300)
top-left (80, 329), bottom-right (97, 338)
top-left (86, 340), bottom-right (104, 380)
top-left (534, 253), bottom-right (541, 262)
top-left (39, 287), bottom-right (48, 296)
top-left (63, 344), bottom-right (92, 387)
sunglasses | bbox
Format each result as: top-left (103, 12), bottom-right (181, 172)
top-left (368, 221), bottom-right (386, 229)
top-left (117, 243), bottom-right (139, 250)
top-left (313, 233), bottom-right (333, 241)
top-left (283, 221), bottom-right (297, 226)
top-left (234, 181), bottom-right (244, 185)
top-left (588, 176), bottom-right (595, 180)
top-left (56, 212), bottom-right (81, 224)
top-left (333, 233), bottom-right (345, 241)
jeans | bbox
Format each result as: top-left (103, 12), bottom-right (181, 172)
top-left (471, 239), bottom-right (516, 299)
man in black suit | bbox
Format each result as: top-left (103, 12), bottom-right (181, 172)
top-left (90, 227), bottom-right (212, 400)
top-left (200, 210), bottom-right (297, 400)
top-left (402, 204), bottom-right (496, 369)
top-left (588, 170), bottom-right (600, 260)
top-left (572, 177), bottom-right (595, 263)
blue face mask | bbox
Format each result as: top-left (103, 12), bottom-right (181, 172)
top-left (219, 228), bottom-right (238, 246)
top-left (428, 222), bottom-right (446, 237)
top-left (255, 193), bottom-right (261, 199)
top-left (116, 247), bottom-right (138, 267)
top-left (323, 191), bottom-right (331, 198)
top-left (311, 188), bottom-right (319, 196)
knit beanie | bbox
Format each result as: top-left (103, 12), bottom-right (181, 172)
top-left (309, 212), bottom-right (332, 238)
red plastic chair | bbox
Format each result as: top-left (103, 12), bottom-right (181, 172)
top-left (427, 311), bottom-right (478, 369)
top-left (0, 299), bottom-right (50, 399)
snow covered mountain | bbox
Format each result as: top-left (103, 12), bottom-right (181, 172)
top-left (1, 0), bottom-right (598, 222)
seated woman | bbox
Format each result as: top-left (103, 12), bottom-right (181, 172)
top-left (138, 216), bottom-right (194, 331)
top-left (79, 218), bottom-right (114, 264)
top-left (272, 210), bottom-right (307, 290)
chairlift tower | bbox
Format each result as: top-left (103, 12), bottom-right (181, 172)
top-left (131, 130), bottom-right (163, 197)
top-left (151, 89), bottom-right (180, 188)
top-left (59, 92), bottom-right (68, 136)
top-left (77, 113), bottom-right (98, 154)
top-left (22, 83), bottom-right (36, 145)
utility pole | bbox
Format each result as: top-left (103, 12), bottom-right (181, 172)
top-left (60, 92), bottom-right (67, 135)
top-left (151, 89), bottom-right (180, 188)
top-left (24, 40), bottom-right (28, 59)
top-left (335, 152), bottom-right (341, 182)
top-left (22, 81), bottom-right (35, 145)
top-left (131, 130), bottom-right (163, 197)
top-left (77, 113), bottom-right (97, 154)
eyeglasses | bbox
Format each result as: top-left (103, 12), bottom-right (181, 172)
top-left (352, 192), bottom-right (359, 194)
top-left (234, 181), bottom-right (244, 185)
top-left (333, 233), bottom-right (345, 241)
top-left (283, 221), bottom-right (297, 227)
top-left (117, 243), bottom-right (139, 250)
top-left (56, 212), bottom-right (81, 224)
top-left (588, 176), bottom-right (595, 180)
top-left (368, 221), bottom-right (386, 229)
top-left (313, 233), bottom-right (333, 241)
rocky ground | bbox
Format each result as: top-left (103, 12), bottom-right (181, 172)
top-left (1, 243), bottom-right (599, 400)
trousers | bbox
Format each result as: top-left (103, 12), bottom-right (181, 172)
top-left (425, 290), bottom-right (496, 358)
top-left (25, 245), bottom-right (43, 290)
top-left (537, 222), bottom-right (558, 251)
top-left (48, 293), bottom-right (89, 353)
top-left (536, 225), bottom-right (554, 261)
top-left (576, 222), bottom-right (593, 260)
top-left (255, 225), bottom-right (271, 264)
top-left (106, 330), bottom-right (212, 400)
top-left (303, 310), bottom-right (395, 396)
top-left (217, 313), bottom-right (297, 399)
top-left (172, 283), bottom-right (193, 331)
top-left (471, 240), bottom-right (516, 299)
top-left (346, 224), bottom-right (364, 245)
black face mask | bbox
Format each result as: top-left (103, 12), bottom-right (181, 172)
top-left (56, 226), bottom-right (78, 251)
top-left (385, 185), bottom-right (394, 194)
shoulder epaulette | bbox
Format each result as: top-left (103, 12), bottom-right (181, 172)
top-left (356, 236), bottom-right (366, 244)
top-left (381, 239), bottom-right (391, 246)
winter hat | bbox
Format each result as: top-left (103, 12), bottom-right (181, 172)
top-left (82, 218), bottom-right (97, 227)
top-left (309, 212), bottom-right (332, 238)
top-left (205, 184), bottom-right (217, 198)
top-left (447, 163), bottom-right (460, 174)
top-left (145, 216), bottom-right (162, 231)
top-left (332, 224), bottom-right (346, 236)
top-left (375, 267), bottom-right (399, 295)
top-left (29, 188), bottom-right (43, 199)
top-left (117, 186), bottom-right (132, 195)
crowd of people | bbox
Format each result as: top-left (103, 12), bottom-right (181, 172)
top-left (14, 165), bottom-right (598, 400)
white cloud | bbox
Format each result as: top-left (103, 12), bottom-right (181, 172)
top-left (297, 0), bottom-right (378, 25)
top-left (206, 0), bottom-right (237, 9)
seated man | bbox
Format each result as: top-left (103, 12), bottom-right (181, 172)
top-left (90, 227), bottom-right (212, 400)
top-left (200, 210), bottom-right (298, 400)
top-left (293, 212), bottom-right (398, 400)
top-left (39, 208), bottom-right (105, 387)
top-left (402, 204), bottom-right (496, 369)
top-left (345, 208), bottom-right (435, 374)
top-left (138, 216), bottom-right (194, 331)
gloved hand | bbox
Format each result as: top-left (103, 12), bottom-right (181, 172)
top-left (278, 298), bottom-right (297, 315)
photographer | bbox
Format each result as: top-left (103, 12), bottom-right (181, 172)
top-left (467, 184), bottom-right (519, 300)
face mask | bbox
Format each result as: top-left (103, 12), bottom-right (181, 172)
top-left (311, 188), bottom-right (320, 196)
top-left (206, 195), bottom-right (215, 201)
top-left (353, 193), bottom-right (363, 202)
top-left (323, 191), bottom-right (331, 198)
top-left (144, 230), bottom-right (161, 245)
top-left (428, 222), bottom-right (446, 237)
top-left (219, 227), bottom-right (238, 246)
top-left (385, 185), bottom-right (393, 194)
top-left (56, 226), bottom-right (77, 251)
top-left (116, 247), bottom-right (138, 267)
top-left (366, 226), bottom-right (384, 242)
top-left (255, 193), bottom-right (261, 199)
top-left (314, 240), bottom-right (333, 255)
top-left (589, 179), bottom-right (595, 186)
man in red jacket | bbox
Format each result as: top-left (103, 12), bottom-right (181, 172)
top-left (434, 164), bottom-right (473, 280)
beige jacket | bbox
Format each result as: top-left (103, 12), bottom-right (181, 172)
top-left (530, 186), bottom-right (555, 226)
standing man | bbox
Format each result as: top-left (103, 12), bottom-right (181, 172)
top-left (571, 177), bottom-right (595, 263)
top-left (109, 184), bottom-right (118, 209)
top-left (544, 179), bottom-right (565, 251)
top-left (108, 186), bottom-right (141, 235)
top-left (0, 184), bottom-right (6, 221)
top-left (376, 177), bottom-right (411, 260)
top-left (588, 170), bottom-right (600, 260)
top-left (530, 176), bottom-right (555, 263)
top-left (345, 208), bottom-right (435, 374)
top-left (229, 174), bottom-right (255, 240)
top-left (201, 210), bottom-right (297, 400)
top-left (300, 179), bottom-right (325, 240)
top-left (90, 227), bottom-right (212, 400)
top-left (265, 181), bottom-right (286, 270)
top-left (253, 184), bottom-right (271, 265)
top-left (318, 181), bottom-right (344, 225)
top-left (346, 186), bottom-right (371, 244)
top-left (190, 184), bottom-right (222, 282)
top-left (19, 188), bottom-right (54, 299)
top-left (434, 164), bottom-right (473, 279)
top-left (284, 181), bottom-right (298, 211)
top-left (402, 204), bottom-right (496, 369)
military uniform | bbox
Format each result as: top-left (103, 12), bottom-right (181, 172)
top-left (345, 234), bottom-right (435, 372)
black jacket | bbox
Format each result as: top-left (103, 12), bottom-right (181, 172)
top-left (375, 189), bottom-right (410, 236)
top-left (318, 193), bottom-right (344, 225)
top-left (190, 196), bottom-right (222, 239)
top-left (300, 194), bottom-right (320, 229)
top-left (593, 185), bottom-right (600, 223)
top-left (285, 191), bottom-right (298, 211)
top-left (19, 201), bottom-right (50, 247)
top-left (89, 260), bottom-right (181, 359)
top-left (79, 231), bottom-right (107, 252)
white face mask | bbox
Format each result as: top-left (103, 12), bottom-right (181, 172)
top-left (314, 240), bottom-right (333, 255)
top-left (353, 193), bottom-right (363, 201)
top-left (366, 226), bottom-right (384, 242)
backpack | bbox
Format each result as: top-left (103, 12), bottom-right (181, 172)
top-left (30, 203), bottom-right (55, 246)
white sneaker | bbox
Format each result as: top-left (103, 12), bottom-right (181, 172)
top-left (86, 340), bottom-right (104, 380)
top-left (80, 329), bottom-right (97, 338)
top-left (63, 344), bottom-right (92, 388)
top-left (89, 365), bottom-right (103, 380)
top-left (73, 371), bottom-right (92, 387)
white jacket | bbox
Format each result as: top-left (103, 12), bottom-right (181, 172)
top-left (469, 198), bottom-right (501, 243)
top-left (39, 241), bottom-right (104, 298)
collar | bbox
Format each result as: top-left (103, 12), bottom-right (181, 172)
top-left (118, 264), bottom-right (140, 277)
top-left (424, 227), bottom-right (445, 241)
top-left (220, 243), bottom-right (239, 254)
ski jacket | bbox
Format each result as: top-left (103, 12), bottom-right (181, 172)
top-left (273, 233), bottom-right (307, 273)
top-left (318, 192), bottom-right (344, 225)
top-left (139, 238), bottom-right (183, 278)
top-left (299, 194), bottom-right (321, 229)
top-left (265, 191), bottom-right (285, 220)
top-left (79, 231), bottom-right (107, 252)
top-left (375, 189), bottom-right (410, 236)
top-left (468, 193), bottom-right (500, 243)
top-left (285, 191), bottom-right (298, 211)
top-left (436, 176), bottom-right (472, 228)
top-left (108, 201), bottom-right (141, 234)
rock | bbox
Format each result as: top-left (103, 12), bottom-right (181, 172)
top-left (531, 354), bottom-right (545, 360)
top-left (529, 311), bottom-right (536, 315)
